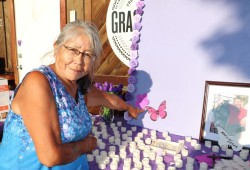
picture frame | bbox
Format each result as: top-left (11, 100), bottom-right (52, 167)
top-left (199, 81), bottom-right (250, 148)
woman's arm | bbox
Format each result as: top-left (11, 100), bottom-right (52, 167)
top-left (12, 71), bottom-right (96, 167)
top-left (85, 86), bottom-right (144, 119)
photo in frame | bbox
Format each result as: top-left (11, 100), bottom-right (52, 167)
top-left (199, 81), bottom-right (250, 150)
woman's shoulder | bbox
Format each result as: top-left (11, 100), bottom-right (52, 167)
top-left (22, 70), bottom-right (50, 88)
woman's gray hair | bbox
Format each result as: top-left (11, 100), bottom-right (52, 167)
top-left (55, 20), bottom-right (103, 78)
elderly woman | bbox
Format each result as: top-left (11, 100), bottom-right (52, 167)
top-left (0, 20), bottom-right (143, 170)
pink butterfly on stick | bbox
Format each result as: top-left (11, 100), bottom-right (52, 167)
top-left (145, 100), bottom-right (167, 121)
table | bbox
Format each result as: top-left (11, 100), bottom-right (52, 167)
top-left (88, 114), bottom-right (250, 170)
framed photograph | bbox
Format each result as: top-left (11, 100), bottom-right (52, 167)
top-left (199, 81), bottom-right (250, 149)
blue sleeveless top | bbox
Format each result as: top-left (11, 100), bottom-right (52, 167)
top-left (0, 65), bottom-right (92, 170)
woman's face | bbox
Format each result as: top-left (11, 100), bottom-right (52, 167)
top-left (54, 33), bottom-right (93, 82)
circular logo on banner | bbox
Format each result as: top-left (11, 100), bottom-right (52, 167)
top-left (106, 0), bottom-right (137, 66)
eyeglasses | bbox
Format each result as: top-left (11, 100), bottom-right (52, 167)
top-left (62, 44), bottom-right (96, 63)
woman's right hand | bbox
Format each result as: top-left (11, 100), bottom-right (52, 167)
top-left (81, 134), bottom-right (97, 153)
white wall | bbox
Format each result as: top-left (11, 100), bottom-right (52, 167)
top-left (14, 0), bottom-right (60, 81)
top-left (129, 0), bottom-right (250, 139)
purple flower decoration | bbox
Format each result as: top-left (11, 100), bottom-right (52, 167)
top-left (128, 67), bottom-right (136, 75)
top-left (127, 84), bottom-right (135, 93)
top-left (135, 8), bottom-right (144, 15)
top-left (128, 75), bottom-right (137, 84)
top-left (129, 58), bottom-right (138, 68)
top-left (133, 22), bottom-right (142, 31)
top-left (132, 36), bottom-right (140, 43)
top-left (130, 50), bottom-right (138, 59)
top-left (125, 92), bottom-right (134, 101)
top-left (136, 1), bottom-right (145, 8)
top-left (134, 14), bottom-right (142, 23)
top-left (126, 101), bottom-right (133, 105)
top-left (133, 30), bottom-right (141, 37)
top-left (131, 42), bottom-right (138, 50)
top-left (18, 40), bottom-right (22, 46)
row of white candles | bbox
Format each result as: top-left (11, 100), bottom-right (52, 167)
top-left (90, 117), bottom-right (249, 169)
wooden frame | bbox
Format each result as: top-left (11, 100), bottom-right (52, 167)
top-left (199, 81), bottom-right (250, 147)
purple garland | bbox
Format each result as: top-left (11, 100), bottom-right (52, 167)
top-left (125, 0), bottom-right (145, 107)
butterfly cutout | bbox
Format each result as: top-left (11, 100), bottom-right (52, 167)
top-left (135, 93), bottom-right (150, 109)
top-left (145, 100), bottom-right (167, 121)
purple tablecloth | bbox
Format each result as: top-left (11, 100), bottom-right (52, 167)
top-left (88, 114), bottom-right (250, 170)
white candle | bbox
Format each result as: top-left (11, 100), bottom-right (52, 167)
top-left (165, 135), bottom-right (171, 141)
top-left (162, 131), bottom-right (168, 137)
top-left (155, 156), bottom-right (163, 164)
top-left (181, 149), bottom-right (188, 157)
top-left (212, 145), bottom-right (219, 153)
top-left (102, 133), bottom-right (108, 139)
top-left (127, 130), bottom-right (133, 136)
top-left (185, 136), bottom-right (192, 142)
top-left (122, 134), bottom-right (128, 140)
top-left (142, 129), bottom-right (148, 135)
top-left (112, 155), bottom-right (120, 163)
top-left (110, 123), bottom-right (116, 128)
top-left (95, 155), bottom-right (102, 163)
top-left (109, 146), bottom-right (116, 152)
top-left (110, 161), bottom-right (118, 170)
top-left (134, 162), bottom-right (142, 169)
top-left (190, 139), bottom-right (197, 146)
top-left (221, 144), bottom-right (228, 151)
top-left (187, 157), bottom-right (194, 165)
top-left (144, 164), bottom-right (152, 170)
top-left (92, 149), bottom-right (99, 156)
top-left (175, 159), bottom-right (183, 168)
top-left (186, 163), bottom-right (194, 170)
top-left (100, 151), bottom-right (107, 157)
top-left (109, 136), bottom-right (115, 143)
top-left (98, 163), bottom-right (106, 169)
top-left (108, 151), bottom-right (115, 157)
top-left (178, 139), bottom-right (185, 144)
top-left (240, 149), bottom-right (249, 160)
top-left (99, 142), bottom-right (105, 149)
top-left (205, 141), bottom-right (211, 148)
top-left (103, 157), bottom-right (110, 164)
top-left (117, 121), bottom-right (122, 126)
top-left (124, 158), bottom-right (131, 166)
top-left (174, 154), bottom-right (182, 161)
top-left (134, 136), bottom-right (140, 142)
top-left (120, 150), bottom-right (127, 159)
top-left (142, 158), bottom-right (149, 165)
top-left (151, 130), bottom-right (156, 135)
top-left (121, 127), bottom-right (126, 132)
top-left (123, 164), bottom-right (131, 170)
top-left (114, 132), bottom-right (120, 139)
top-left (226, 149), bottom-right (233, 157)
top-left (87, 154), bottom-right (94, 162)
top-left (168, 166), bottom-right (176, 170)
top-left (145, 138), bottom-right (152, 145)
top-left (122, 141), bottom-right (128, 146)
top-left (131, 126), bottom-right (137, 131)
top-left (133, 155), bottom-right (140, 163)
top-left (127, 137), bottom-right (132, 143)
top-left (157, 163), bottom-right (165, 170)
top-left (115, 138), bottom-right (121, 145)
top-left (194, 143), bottom-right (201, 150)
top-left (200, 162), bottom-right (208, 170)
top-left (149, 152), bottom-right (156, 160)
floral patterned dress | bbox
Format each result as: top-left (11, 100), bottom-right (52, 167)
top-left (0, 65), bottom-right (92, 170)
